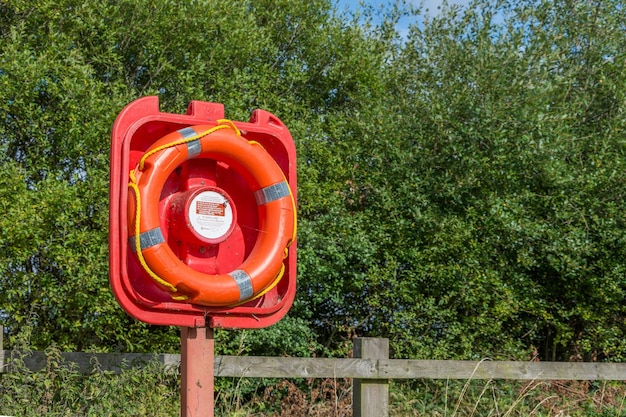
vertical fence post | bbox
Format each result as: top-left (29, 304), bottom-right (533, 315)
top-left (353, 337), bottom-right (389, 417)
top-left (181, 326), bottom-right (214, 417)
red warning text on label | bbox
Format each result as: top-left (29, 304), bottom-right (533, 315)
top-left (196, 201), bottom-right (225, 216)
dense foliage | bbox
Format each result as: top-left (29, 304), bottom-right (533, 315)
top-left (1, 0), bottom-right (625, 364)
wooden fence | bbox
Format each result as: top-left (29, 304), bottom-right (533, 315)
top-left (2, 333), bottom-right (626, 417)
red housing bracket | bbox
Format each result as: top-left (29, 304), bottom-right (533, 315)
top-left (109, 96), bottom-right (297, 329)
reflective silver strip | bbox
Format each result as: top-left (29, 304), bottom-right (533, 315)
top-left (186, 140), bottom-right (201, 157)
top-left (178, 127), bottom-right (197, 138)
top-left (230, 269), bottom-right (253, 301)
top-left (128, 227), bottom-right (165, 252)
top-left (254, 181), bottom-right (290, 205)
top-left (178, 127), bottom-right (201, 157)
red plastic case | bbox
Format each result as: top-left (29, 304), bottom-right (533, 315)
top-left (109, 97), bottom-right (297, 328)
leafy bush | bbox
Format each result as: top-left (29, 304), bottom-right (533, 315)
top-left (2, 0), bottom-right (626, 365)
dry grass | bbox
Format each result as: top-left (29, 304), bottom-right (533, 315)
top-left (214, 375), bottom-right (626, 417)
top-left (257, 378), bottom-right (352, 417)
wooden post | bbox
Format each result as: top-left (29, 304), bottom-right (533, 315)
top-left (181, 327), bottom-right (214, 417)
top-left (353, 338), bottom-right (389, 417)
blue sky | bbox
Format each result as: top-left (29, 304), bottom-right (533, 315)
top-left (335, 0), bottom-right (474, 17)
top-left (336, 0), bottom-right (474, 38)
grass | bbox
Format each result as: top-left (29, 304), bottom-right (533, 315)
top-left (1, 345), bottom-right (625, 416)
top-left (0, 346), bottom-right (180, 417)
top-left (388, 378), bottom-right (626, 417)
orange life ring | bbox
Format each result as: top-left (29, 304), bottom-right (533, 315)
top-left (127, 122), bottom-right (296, 307)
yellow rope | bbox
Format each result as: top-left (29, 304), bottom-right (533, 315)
top-left (228, 190), bottom-right (294, 306)
top-left (128, 172), bottom-right (181, 295)
top-left (128, 121), bottom-right (296, 305)
top-left (129, 122), bottom-right (241, 298)
top-left (232, 140), bottom-right (298, 304)
top-left (138, 120), bottom-right (240, 171)
top-left (248, 140), bottom-right (298, 245)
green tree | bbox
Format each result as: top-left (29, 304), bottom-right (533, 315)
top-left (294, 0), bottom-right (626, 362)
top-left (2, 0), bottom-right (626, 364)
top-left (305, 0), bottom-right (626, 360)
top-left (0, 0), bottom-right (394, 354)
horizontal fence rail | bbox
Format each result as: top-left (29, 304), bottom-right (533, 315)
top-left (216, 356), bottom-right (626, 381)
top-left (2, 334), bottom-right (625, 417)
top-left (2, 350), bottom-right (626, 381)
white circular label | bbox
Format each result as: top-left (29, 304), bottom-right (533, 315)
top-left (188, 190), bottom-right (233, 241)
